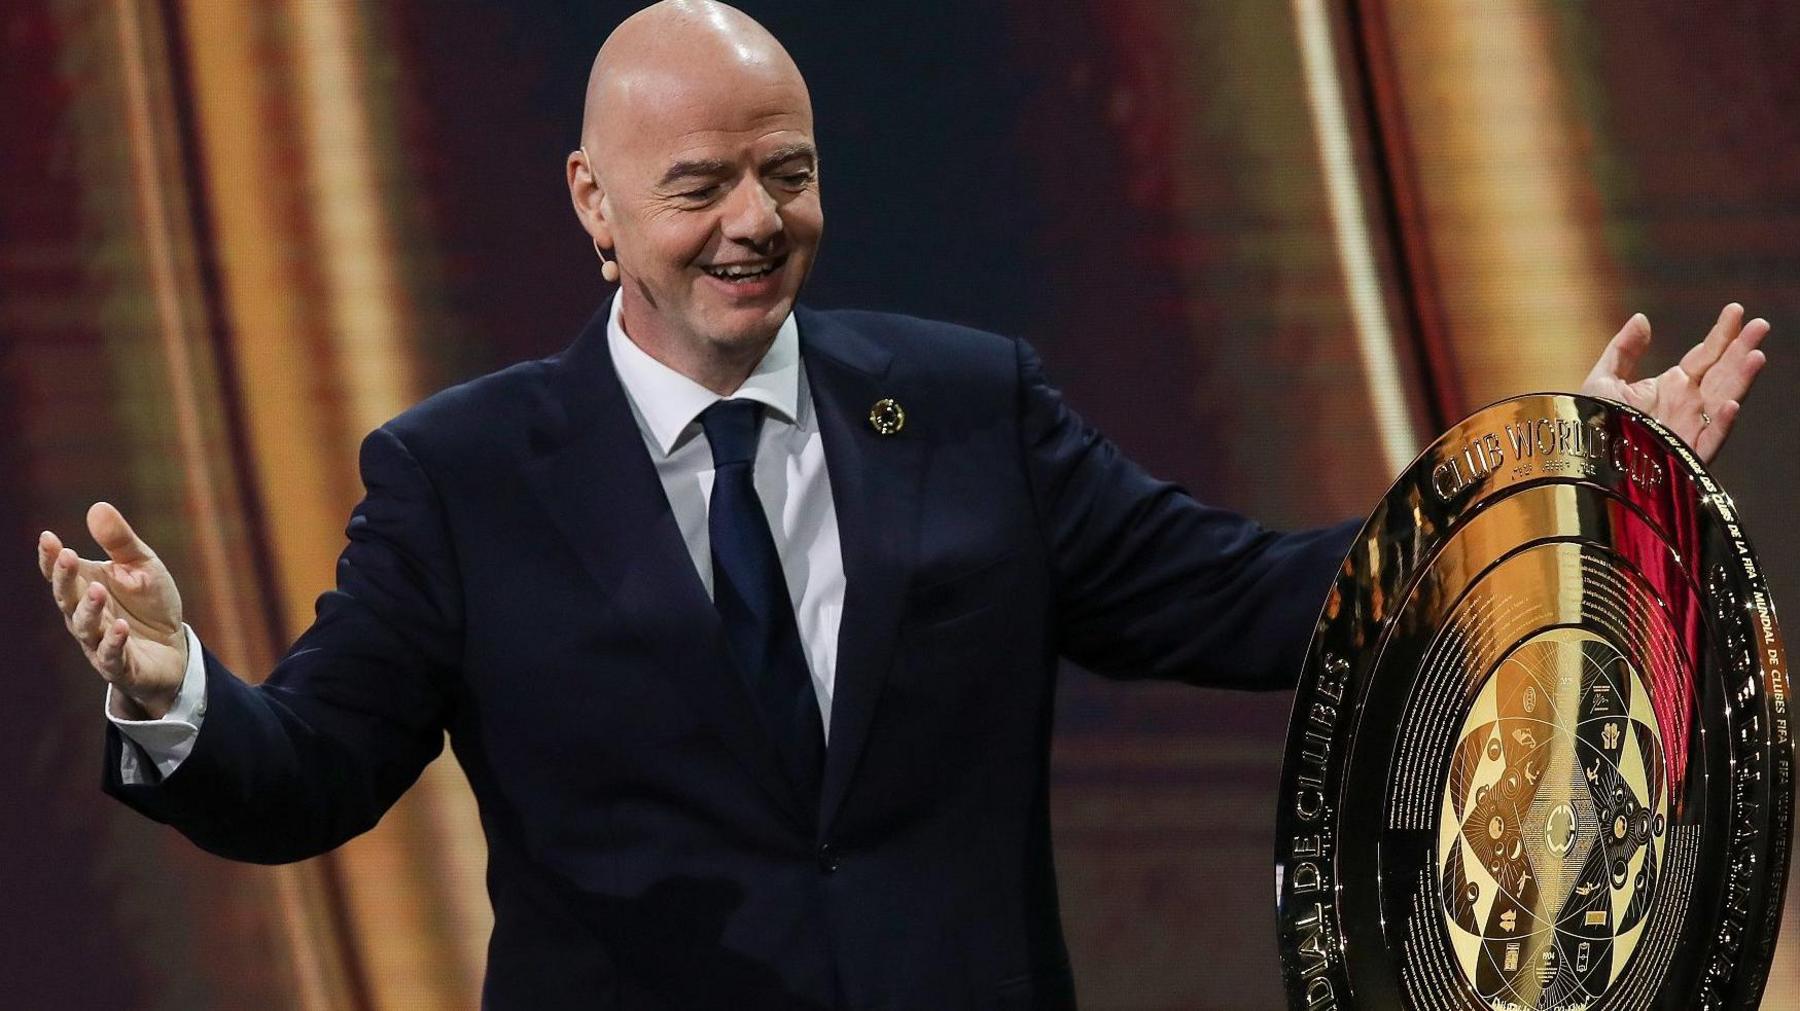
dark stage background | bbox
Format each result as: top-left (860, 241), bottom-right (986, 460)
top-left (3, 1), bottom-right (1796, 1007)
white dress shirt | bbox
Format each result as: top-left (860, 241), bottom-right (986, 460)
top-left (110, 295), bottom-right (845, 783)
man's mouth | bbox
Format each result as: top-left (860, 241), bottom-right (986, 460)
top-left (702, 254), bottom-right (788, 284)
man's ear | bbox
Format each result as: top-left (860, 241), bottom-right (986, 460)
top-left (566, 147), bottom-right (614, 248)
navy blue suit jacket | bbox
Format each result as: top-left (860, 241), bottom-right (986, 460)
top-left (105, 305), bottom-right (1358, 1008)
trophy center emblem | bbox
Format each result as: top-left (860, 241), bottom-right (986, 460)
top-left (1436, 628), bottom-right (1669, 1009)
top-left (1545, 803), bottom-right (1577, 858)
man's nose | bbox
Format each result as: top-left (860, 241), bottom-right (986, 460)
top-left (721, 179), bottom-right (783, 245)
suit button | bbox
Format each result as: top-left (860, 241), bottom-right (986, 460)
top-left (817, 843), bottom-right (840, 873)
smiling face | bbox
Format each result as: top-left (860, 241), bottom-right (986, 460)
top-left (569, 3), bottom-right (822, 387)
top-left (607, 69), bottom-right (821, 357)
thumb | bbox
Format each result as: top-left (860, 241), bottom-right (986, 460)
top-left (87, 501), bottom-right (155, 565)
top-left (1588, 313), bottom-right (1652, 387)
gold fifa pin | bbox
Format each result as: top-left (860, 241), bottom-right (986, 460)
top-left (868, 397), bottom-right (905, 436)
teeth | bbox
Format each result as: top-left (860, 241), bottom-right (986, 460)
top-left (708, 262), bottom-right (776, 280)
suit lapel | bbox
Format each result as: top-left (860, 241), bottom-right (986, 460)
top-left (798, 308), bottom-right (927, 836)
top-left (521, 308), bottom-right (811, 830)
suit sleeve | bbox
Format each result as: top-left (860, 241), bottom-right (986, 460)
top-left (102, 425), bottom-right (462, 863)
top-left (1015, 338), bottom-right (1361, 690)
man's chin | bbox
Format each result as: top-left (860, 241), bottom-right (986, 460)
top-left (702, 299), bottom-right (794, 345)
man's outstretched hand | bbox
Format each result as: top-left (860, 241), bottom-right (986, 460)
top-left (38, 502), bottom-right (188, 720)
top-left (1581, 302), bottom-right (1769, 465)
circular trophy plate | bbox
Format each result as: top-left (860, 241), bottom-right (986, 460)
top-left (1275, 394), bottom-right (1792, 1010)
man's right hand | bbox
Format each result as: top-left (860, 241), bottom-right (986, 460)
top-left (38, 502), bottom-right (189, 720)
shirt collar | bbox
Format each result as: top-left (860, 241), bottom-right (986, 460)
top-left (604, 293), bottom-right (802, 457)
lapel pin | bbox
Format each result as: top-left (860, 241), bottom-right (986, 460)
top-left (868, 397), bottom-right (905, 436)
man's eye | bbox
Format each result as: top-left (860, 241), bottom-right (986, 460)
top-left (679, 185), bottom-right (720, 202)
top-left (778, 172), bottom-right (813, 187)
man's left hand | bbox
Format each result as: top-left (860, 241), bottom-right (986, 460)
top-left (1581, 302), bottom-right (1769, 465)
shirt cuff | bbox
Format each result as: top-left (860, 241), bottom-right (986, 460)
top-left (107, 624), bottom-right (207, 784)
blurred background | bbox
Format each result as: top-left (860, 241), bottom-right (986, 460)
top-left (2, 0), bottom-right (1796, 1007)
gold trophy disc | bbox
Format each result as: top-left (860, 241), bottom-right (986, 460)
top-left (1275, 394), bottom-right (1792, 1010)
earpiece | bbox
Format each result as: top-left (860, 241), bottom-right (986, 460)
top-left (579, 145), bottom-right (620, 283)
top-left (593, 238), bottom-right (620, 283)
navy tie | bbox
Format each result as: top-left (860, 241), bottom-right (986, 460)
top-left (700, 399), bottom-right (825, 808)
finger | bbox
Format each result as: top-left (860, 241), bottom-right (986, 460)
top-left (71, 581), bottom-right (108, 652)
top-left (1697, 398), bottom-right (1741, 465)
top-left (1709, 344), bottom-right (1768, 407)
top-left (87, 501), bottom-right (156, 565)
top-left (1706, 316), bottom-right (1769, 392)
top-left (94, 617), bottom-right (129, 680)
top-left (37, 530), bottom-right (63, 581)
top-left (1679, 302), bottom-right (1743, 379)
top-left (51, 547), bottom-right (86, 619)
top-left (1588, 313), bottom-right (1652, 385)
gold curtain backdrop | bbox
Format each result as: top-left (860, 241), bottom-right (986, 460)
top-left (1, 1), bottom-right (1793, 1007)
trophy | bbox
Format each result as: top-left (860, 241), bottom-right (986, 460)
top-left (1276, 394), bottom-right (1792, 1009)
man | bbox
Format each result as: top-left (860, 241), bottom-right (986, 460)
top-left (38, 2), bottom-right (1769, 1007)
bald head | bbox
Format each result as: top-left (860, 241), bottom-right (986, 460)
top-left (581, 1), bottom-right (810, 159)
